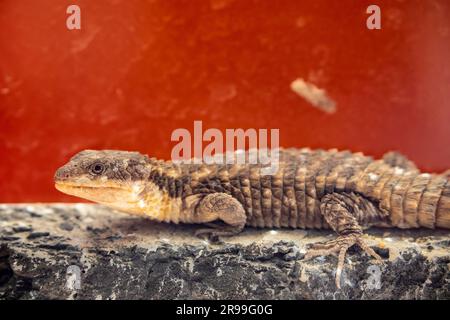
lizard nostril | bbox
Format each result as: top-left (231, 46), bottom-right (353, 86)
top-left (55, 168), bottom-right (69, 181)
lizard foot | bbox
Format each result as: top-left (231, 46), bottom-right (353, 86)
top-left (304, 233), bottom-right (383, 289)
top-left (193, 193), bottom-right (246, 242)
top-left (194, 224), bottom-right (242, 242)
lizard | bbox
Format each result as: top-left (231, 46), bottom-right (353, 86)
top-left (54, 148), bottom-right (450, 288)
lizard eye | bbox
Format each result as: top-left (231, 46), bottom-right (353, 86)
top-left (90, 163), bottom-right (105, 175)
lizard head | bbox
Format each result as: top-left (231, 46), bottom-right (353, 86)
top-left (54, 150), bottom-right (151, 209)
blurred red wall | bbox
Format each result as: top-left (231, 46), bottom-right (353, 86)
top-left (0, 0), bottom-right (449, 202)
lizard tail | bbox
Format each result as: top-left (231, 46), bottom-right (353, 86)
top-left (399, 174), bottom-right (450, 229)
top-left (414, 175), bottom-right (450, 229)
top-left (436, 178), bottom-right (450, 229)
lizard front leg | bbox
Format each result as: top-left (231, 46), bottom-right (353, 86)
top-left (304, 192), bottom-right (384, 289)
top-left (192, 193), bottom-right (247, 240)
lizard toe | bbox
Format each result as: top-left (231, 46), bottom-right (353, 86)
top-left (304, 234), bottom-right (383, 289)
top-left (194, 226), bottom-right (241, 242)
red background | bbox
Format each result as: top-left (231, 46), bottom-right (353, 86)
top-left (0, 0), bottom-right (449, 202)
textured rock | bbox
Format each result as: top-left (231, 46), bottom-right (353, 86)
top-left (0, 204), bottom-right (449, 300)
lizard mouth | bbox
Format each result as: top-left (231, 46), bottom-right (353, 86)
top-left (55, 182), bottom-right (124, 191)
top-left (55, 182), bottom-right (134, 204)
top-left (55, 183), bottom-right (125, 194)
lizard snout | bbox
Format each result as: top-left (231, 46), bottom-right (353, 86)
top-left (54, 166), bottom-right (71, 182)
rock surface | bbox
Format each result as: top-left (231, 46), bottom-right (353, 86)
top-left (0, 204), bottom-right (449, 300)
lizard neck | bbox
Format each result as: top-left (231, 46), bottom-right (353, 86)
top-left (137, 181), bottom-right (183, 224)
top-left (100, 178), bottom-right (183, 224)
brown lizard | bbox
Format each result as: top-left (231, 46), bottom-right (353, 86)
top-left (54, 148), bottom-right (450, 288)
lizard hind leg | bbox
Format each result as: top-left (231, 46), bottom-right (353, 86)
top-left (382, 151), bottom-right (418, 172)
top-left (441, 169), bottom-right (450, 179)
top-left (304, 193), bottom-right (383, 289)
top-left (193, 193), bottom-right (247, 241)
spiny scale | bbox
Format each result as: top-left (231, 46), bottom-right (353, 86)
top-left (149, 148), bottom-right (449, 229)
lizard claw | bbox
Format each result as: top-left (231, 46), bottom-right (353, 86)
top-left (194, 225), bottom-right (241, 243)
top-left (194, 228), bottom-right (222, 243)
top-left (304, 234), bottom-right (383, 289)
